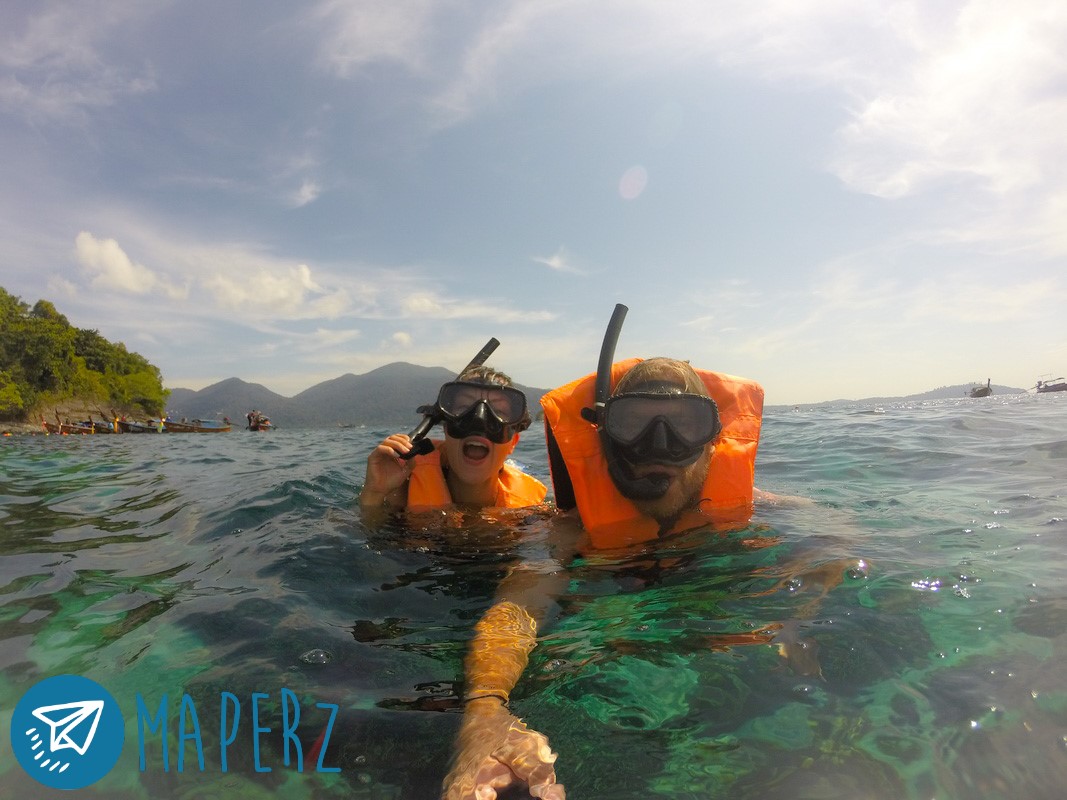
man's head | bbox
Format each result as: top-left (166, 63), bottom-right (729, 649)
top-left (602, 358), bottom-right (722, 523)
top-left (436, 365), bottom-right (531, 486)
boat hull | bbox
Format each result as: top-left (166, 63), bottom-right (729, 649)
top-left (119, 420), bottom-right (164, 433)
top-left (163, 419), bottom-right (232, 433)
top-left (43, 421), bottom-right (107, 434)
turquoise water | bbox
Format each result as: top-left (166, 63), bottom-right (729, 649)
top-left (1, 393), bottom-right (1065, 799)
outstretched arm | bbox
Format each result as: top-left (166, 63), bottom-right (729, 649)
top-left (442, 516), bottom-right (580, 800)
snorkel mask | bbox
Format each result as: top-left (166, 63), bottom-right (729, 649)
top-left (434, 380), bottom-right (531, 444)
top-left (603, 382), bottom-right (721, 467)
top-left (582, 305), bottom-right (722, 501)
top-left (399, 338), bottom-right (503, 460)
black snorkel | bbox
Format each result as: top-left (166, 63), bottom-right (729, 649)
top-left (582, 304), bottom-right (671, 501)
top-left (399, 337), bottom-right (500, 460)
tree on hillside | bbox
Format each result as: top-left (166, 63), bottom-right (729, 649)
top-left (0, 285), bottom-right (169, 420)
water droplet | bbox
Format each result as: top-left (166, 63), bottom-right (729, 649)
top-left (300, 648), bottom-right (333, 664)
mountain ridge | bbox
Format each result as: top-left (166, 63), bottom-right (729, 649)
top-left (165, 365), bottom-right (1031, 428)
top-left (769, 382), bottom-right (1029, 410)
top-left (165, 362), bottom-right (549, 428)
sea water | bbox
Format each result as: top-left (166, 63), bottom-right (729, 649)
top-left (1, 393), bottom-right (1065, 799)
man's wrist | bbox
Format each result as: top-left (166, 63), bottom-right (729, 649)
top-left (462, 695), bottom-right (508, 716)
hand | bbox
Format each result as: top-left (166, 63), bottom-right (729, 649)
top-left (361, 433), bottom-right (416, 505)
top-left (443, 699), bottom-right (564, 800)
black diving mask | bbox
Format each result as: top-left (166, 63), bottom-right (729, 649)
top-left (435, 381), bottom-right (529, 444)
top-left (603, 392), bottom-right (721, 466)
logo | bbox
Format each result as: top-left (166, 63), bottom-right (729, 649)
top-left (10, 674), bottom-right (125, 790)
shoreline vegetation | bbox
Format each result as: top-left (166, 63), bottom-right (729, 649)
top-left (1, 286), bottom-right (168, 434)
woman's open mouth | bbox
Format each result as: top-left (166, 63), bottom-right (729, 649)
top-left (461, 438), bottom-right (491, 463)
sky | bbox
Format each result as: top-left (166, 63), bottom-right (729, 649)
top-left (2, 0), bottom-right (1066, 405)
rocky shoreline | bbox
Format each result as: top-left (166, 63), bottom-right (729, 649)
top-left (2, 401), bottom-right (151, 436)
top-left (2, 420), bottom-right (48, 436)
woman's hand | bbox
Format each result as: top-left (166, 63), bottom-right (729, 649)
top-left (360, 433), bottom-right (416, 509)
top-left (443, 698), bottom-right (564, 800)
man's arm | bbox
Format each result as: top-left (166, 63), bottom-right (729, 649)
top-left (442, 515), bottom-right (580, 800)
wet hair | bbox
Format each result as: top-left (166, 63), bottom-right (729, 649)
top-left (614, 357), bottom-right (710, 397)
top-left (458, 365), bottom-right (513, 387)
top-left (455, 364), bottom-right (532, 431)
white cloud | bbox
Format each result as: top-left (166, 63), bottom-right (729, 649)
top-left (531, 246), bottom-right (583, 274)
top-left (830, 0), bottom-right (1067, 201)
top-left (311, 1), bottom-right (1067, 258)
top-left (0, 5), bottom-right (158, 121)
top-left (74, 231), bottom-right (188, 300)
top-left (311, 0), bottom-right (439, 77)
top-left (291, 179), bottom-right (322, 207)
top-left (306, 327), bottom-right (361, 348)
top-left (400, 293), bottom-right (556, 323)
top-left (204, 263), bottom-right (351, 320)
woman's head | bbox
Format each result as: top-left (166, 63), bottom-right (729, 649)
top-left (438, 365), bottom-right (531, 491)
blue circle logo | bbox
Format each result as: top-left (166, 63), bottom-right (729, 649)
top-left (10, 674), bottom-right (125, 790)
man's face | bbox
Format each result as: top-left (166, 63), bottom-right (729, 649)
top-left (627, 445), bottom-right (712, 522)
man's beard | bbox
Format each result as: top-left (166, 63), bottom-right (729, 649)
top-left (630, 449), bottom-right (711, 524)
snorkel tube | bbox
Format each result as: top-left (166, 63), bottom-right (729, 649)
top-left (399, 337), bottom-right (500, 460)
top-left (583, 304), bottom-right (671, 500)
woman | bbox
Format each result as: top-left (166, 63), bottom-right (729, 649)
top-left (359, 365), bottom-right (547, 519)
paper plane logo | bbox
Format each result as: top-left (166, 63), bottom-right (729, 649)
top-left (10, 674), bottom-right (125, 790)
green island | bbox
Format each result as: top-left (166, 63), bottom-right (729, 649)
top-left (0, 286), bottom-right (169, 434)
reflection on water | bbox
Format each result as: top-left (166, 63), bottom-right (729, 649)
top-left (1, 395), bottom-right (1066, 798)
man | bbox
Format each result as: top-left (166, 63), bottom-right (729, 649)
top-left (541, 355), bottom-right (765, 548)
top-left (442, 354), bottom-right (767, 800)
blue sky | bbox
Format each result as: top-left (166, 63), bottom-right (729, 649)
top-left (2, 1), bottom-right (1065, 405)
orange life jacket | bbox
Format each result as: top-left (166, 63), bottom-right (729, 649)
top-left (406, 440), bottom-right (548, 510)
top-left (540, 358), bottom-right (764, 549)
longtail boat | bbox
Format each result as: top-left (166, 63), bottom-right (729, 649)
top-left (163, 418), bottom-right (232, 433)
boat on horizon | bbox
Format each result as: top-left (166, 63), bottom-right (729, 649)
top-left (163, 417), bottom-right (232, 433)
top-left (1035, 377), bottom-right (1067, 394)
top-left (968, 378), bottom-right (992, 398)
top-left (246, 410), bottom-right (273, 431)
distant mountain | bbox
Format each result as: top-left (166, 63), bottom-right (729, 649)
top-left (164, 362), bottom-right (550, 429)
top-left (166, 378), bottom-right (291, 421)
top-left (854, 382), bottom-right (1028, 404)
top-left (166, 367), bottom-right (1031, 426)
top-left (770, 382), bottom-right (1029, 411)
